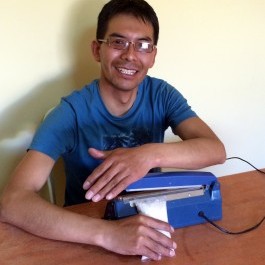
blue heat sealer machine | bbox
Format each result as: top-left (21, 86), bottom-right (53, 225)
top-left (104, 171), bottom-right (222, 228)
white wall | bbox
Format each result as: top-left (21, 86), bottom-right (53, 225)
top-left (1, 0), bottom-right (265, 195)
top-left (149, 0), bottom-right (265, 177)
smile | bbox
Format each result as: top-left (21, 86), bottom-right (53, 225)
top-left (117, 67), bottom-right (137, 76)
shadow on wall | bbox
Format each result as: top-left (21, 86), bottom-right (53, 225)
top-left (0, 0), bottom-right (105, 198)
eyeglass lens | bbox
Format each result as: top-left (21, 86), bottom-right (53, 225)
top-left (109, 37), bottom-right (154, 52)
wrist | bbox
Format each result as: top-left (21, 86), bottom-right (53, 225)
top-left (91, 219), bottom-right (111, 248)
top-left (92, 220), bottom-right (120, 254)
top-left (140, 143), bottom-right (162, 169)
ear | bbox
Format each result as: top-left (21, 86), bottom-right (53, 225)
top-left (91, 40), bottom-right (101, 62)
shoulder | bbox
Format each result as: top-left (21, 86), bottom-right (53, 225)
top-left (142, 76), bottom-right (169, 89)
top-left (62, 80), bottom-right (99, 107)
top-left (141, 76), bottom-right (183, 99)
top-left (142, 76), bottom-right (179, 92)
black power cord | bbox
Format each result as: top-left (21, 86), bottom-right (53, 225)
top-left (198, 156), bottom-right (265, 234)
top-left (198, 211), bottom-right (265, 235)
top-left (226, 156), bottom-right (265, 174)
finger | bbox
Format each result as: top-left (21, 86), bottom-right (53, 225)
top-left (148, 225), bottom-right (176, 248)
top-left (140, 247), bottom-right (162, 261)
top-left (137, 226), bottom-right (176, 259)
top-left (145, 239), bottom-right (176, 259)
top-left (144, 228), bottom-right (177, 258)
top-left (105, 176), bottom-right (133, 200)
top-left (91, 171), bottom-right (130, 202)
top-left (91, 174), bottom-right (129, 201)
top-left (83, 160), bottom-right (113, 190)
top-left (83, 148), bottom-right (113, 189)
top-left (85, 163), bottom-right (128, 200)
top-left (85, 171), bottom-right (116, 201)
top-left (88, 148), bottom-right (111, 159)
top-left (131, 215), bottom-right (176, 251)
top-left (86, 159), bottom-right (132, 200)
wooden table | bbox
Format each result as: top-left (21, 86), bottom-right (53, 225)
top-left (0, 170), bottom-right (265, 265)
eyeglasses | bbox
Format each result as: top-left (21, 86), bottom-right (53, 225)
top-left (98, 37), bottom-right (156, 53)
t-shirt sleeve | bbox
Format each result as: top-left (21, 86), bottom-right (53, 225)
top-left (164, 84), bottom-right (197, 129)
top-left (29, 100), bottom-right (77, 161)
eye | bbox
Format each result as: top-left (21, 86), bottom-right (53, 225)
top-left (136, 41), bottom-right (153, 52)
top-left (139, 42), bottom-right (150, 49)
top-left (111, 38), bottom-right (127, 47)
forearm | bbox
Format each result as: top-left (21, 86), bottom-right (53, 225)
top-left (143, 137), bottom-right (226, 170)
top-left (0, 188), bottom-right (103, 246)
top-left (0, 188), bottom-right (177, 260)
top-left (0, 150), bottom-right (103, 245)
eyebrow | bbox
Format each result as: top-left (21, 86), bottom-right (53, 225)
top-left (108, 33), bottom-right (153, 42)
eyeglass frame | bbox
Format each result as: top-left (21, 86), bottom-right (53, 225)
top-left (97, 37), bottom-right (156, 53)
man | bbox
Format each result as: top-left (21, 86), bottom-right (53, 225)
top-left (0, 0), bottom-right (226, 261)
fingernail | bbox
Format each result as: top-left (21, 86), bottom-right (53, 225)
top-left (173, 242), bottom-right (177, 249)
top-left (83, 181), bottom-right (90, 190)
top-left (170, 249), bottom-right (175, 257)
top-left (92, 194), bottom-right (101, 202)
top-left (85, 191), bottom-right (93, 200)
top-left (106, 193), bottom-right (113, 200)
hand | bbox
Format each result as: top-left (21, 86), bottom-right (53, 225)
top-left (83, 147), bottom-right (153, 202)
top-left (99, 215), bottom-right (177, 260)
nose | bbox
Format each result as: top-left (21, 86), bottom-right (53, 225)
top-left (121, 42), bottom-right (137, 61)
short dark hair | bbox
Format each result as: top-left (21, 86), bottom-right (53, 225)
top-left (96, 0), bottom-right (159, 45)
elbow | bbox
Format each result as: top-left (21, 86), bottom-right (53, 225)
top-left (0, 188), bottom-right (19, 224)
top-left (202, 139), bottom-right (226, 168)
top-left (215, 141), bottom-right (227, 165)
top-left (0, 193), bottom-right (9, 223)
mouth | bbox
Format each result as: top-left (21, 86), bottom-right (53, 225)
top-left (117, 67), bottom-right (138, 76)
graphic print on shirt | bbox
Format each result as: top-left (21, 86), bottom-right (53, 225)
top-left (103, 128), bottom-right (152, 150)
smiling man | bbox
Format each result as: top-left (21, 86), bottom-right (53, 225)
top-left (0, 0), bottom-right (226, 261)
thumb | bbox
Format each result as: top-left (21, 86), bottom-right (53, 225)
top-left (88, 147), bottom-right (110, 159)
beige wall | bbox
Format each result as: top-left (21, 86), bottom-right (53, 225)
top-left (1, 0), bottom-right (265, 197)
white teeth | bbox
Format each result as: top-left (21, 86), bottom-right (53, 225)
top-left (118, 68), bottom-right (136, 75)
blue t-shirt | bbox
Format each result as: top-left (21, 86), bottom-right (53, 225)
top-left (30, 76), bottom-right (197, 205)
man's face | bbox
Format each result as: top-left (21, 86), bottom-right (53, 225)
top-left (93, 14), bottom-right (157, 93)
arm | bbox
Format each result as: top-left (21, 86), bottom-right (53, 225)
top-left (0, 150), bottom-right (176, 260)
top-left (83, 117), bottom-right (226, 201)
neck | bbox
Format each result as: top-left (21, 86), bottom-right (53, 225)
top-left (98, 82), bottom-right (138, 117)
